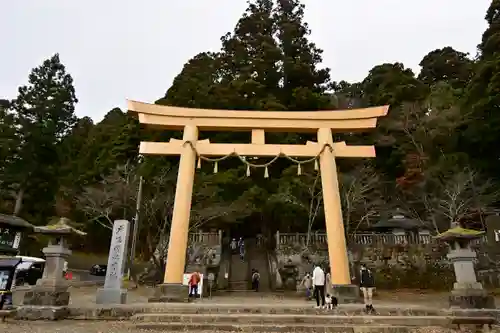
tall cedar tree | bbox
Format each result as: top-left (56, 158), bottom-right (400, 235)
top-left (7, 54), bottom-right (78, 218)
top-left (158, 52), bottom-right (224, 108)
top-left (274, 0), bottom-right (332, 111)
top-left (0, 100), bottom-right (17, 188)
top-left (218, 0), bottom-right (283, 111)
top-left (162, 0), bottom-right (333, 112)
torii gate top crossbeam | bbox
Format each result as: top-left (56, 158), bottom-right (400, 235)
top-left (128, 100), bottom-right (389, 133)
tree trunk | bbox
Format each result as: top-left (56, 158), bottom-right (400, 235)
top-left (13, 187), bottom-right (25, 216)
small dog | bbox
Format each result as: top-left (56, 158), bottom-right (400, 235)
top-left (325, 294), bottom-right (338, 310)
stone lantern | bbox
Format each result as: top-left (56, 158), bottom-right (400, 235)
top-left (18, 217), bottom-right (86, 320)
top-left (435, 224), bottom-right (494, 309)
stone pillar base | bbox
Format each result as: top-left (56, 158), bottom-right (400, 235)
top-left (449, 288), bottom-right (495, 309)
top-left (16, 306), bottom-right (69, 320)
top-left (16, 285), bottom-right (70, 320)
top-left (148, 283), bottom-right (189, 303)
top-left (332, 284), bottom-right (361, 303)
top-left (96, 288), bottom-right (127, 305)
top-left (22, 286), bottom-right (70, 307)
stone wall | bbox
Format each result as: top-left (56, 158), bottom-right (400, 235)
top-left (186, 231), bottom-right (223, 293)
top-left (274, 232), bottom-right (495, 291)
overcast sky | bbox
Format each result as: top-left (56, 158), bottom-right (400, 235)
top-left (0, 0), bottom-right (491, 121)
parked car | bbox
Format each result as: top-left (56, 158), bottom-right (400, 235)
top-left (14, 256), bottom-right (45, 286)
top-left (89, 264), bottom-right (107, 276)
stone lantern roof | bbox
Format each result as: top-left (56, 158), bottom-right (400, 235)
top-left (33, 217), bottom-right (86, 236)
top-left (434, 226), bottom-right (484, 242)
top-left (0, 213), bottom-right (33, 230)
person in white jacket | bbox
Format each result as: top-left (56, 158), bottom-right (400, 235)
top-left (312, 265), bottom-right (326, 308)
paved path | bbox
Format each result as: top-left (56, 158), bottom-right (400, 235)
top-left (11, 286), bottom-right (464, 309)
top-left (58, 287), bottom-right (452, 309)
top-left (70, 269), bottom-right (105, 283)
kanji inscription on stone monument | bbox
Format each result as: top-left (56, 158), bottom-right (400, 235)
top-left (96, 219), bottom-right (130, 304)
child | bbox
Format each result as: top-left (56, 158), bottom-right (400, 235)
top-left (325, 294), bottom-right (338, 310)
top-left (301, 273), bottom-right (312, 300)
top-left (359, 263), bottom-right (376, 313)
top-left (188, 271), bottom-right (201, 298)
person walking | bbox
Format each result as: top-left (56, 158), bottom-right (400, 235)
top-left (251, 269), bottom-right (261, 292)
top-left (230, 238), bottom-right (237, 254)
top-left (63, 260), bottom-right (68, 279)
top-left (359, 263), bottom-right (376, 313)
top-left (188, 271), bottom-right (201, 298)
top-left (238, 237), bottom-right (245, 261)
top-left (312, 265), bottom-right (326, 308)
top-left (301, 273), bottom-right (313, 300)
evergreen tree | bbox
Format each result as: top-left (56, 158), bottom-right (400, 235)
top-left (463, 0), bottom-right (500, 177)
top-left (158, 52), bottom-right (224, 108)
top-left (7, 54), bottom-right (78, 217)
top-left (274, 0), bottom-right (332, 110)
top-left (362, 63), bottom-right (426, 107)
top-left (0, 100), bottom-right (17, 199)
top-left (418, 47), bottom-right (473, 91)
top-left (218, 0), bottom-right (283, 111)
top-left (75, 108), bottom-right (140, 185)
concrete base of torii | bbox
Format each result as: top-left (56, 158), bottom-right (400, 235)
top-left (148, 283), bottom-right (190, 303)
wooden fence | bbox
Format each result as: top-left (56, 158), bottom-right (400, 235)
top-left (188, 230), bottom-right (222, 246)
top-left (276, 231), bottom-right (486, 249)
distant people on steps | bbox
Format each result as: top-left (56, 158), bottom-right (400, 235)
top-left (251, 268), bottom-right (261, 292)
top-left (230, 238), bottom-right (237, 254)
top-left (238, 237), bottom-right (245, 260)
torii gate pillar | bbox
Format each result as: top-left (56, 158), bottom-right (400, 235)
top-left (317, 128), bottom-right (358, 301)
top-left (150, 125), bottom-right (198, 302)
top-left (317, 128), bottom-right (350, 284)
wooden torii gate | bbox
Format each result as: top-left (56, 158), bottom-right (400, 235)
top-left (128, 100), bottom-right (388, 300)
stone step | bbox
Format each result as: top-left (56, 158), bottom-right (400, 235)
top-left (132, 313), bottom-right (454, 327)
top-left (135, 322), bottom-right (415, 332)
top-left (228, 281), bottom-right (249, 290)
top-left (135, 305), bottom-right (445, 317)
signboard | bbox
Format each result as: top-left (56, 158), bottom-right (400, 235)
top-left (0, 229), bottom-right (21, 249)
top-left (182, 273), bottom-right (204, 297)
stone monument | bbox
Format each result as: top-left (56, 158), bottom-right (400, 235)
top-left (96, 220), bottom-right (130, 304)
top-left (17, 217), bottom-right (86, 320)
top-left (435, 224), bottom-right (495, 309)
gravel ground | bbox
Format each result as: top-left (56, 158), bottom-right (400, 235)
top-left (0, 321), bottom-right (473, 333)
top-left (0, 321), bottom-right (162, 333)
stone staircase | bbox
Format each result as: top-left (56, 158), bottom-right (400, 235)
top-left (248, 240), bottom-right (271, 292)
top-left (228, 253), bottom-right (249, 291)
top-left (132, 303), bottom-right (497, 332)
